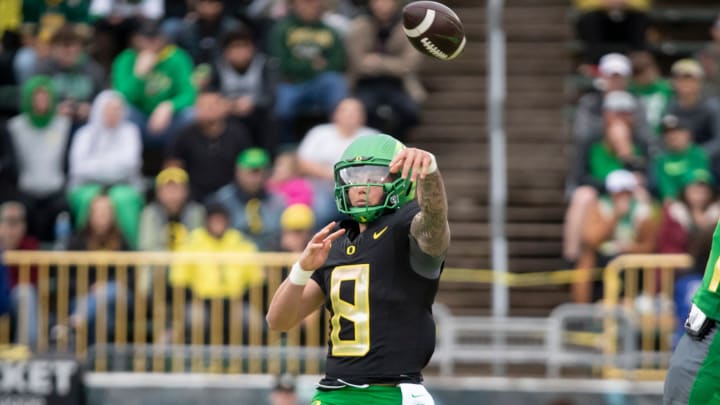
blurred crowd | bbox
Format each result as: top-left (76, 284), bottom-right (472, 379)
top-left (567, 1), bottom-right (720, 324)
top-left (0, 0), bottom-right (425, 349)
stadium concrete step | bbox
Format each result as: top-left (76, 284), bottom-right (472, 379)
top-left (442, 222), bottom-right (565, 240)
top-left (444, 170), bottom-right (564, 189)
top-left (423, 73), bottom-right (565, 92)
top-left (420, 53), bottom-right (571, 75)
top-left (448, 240), bottom-right (562, 257)
top-left (447, 203), bottom-right (566, 223)
top-left (423, 90), bottom-right (565, 109)
top-left (414, 0), bottom-right (570, 316)
top-left (413, 125), bottom-right (566, 143)
top-left (421, 109), bottom-right (564, 126)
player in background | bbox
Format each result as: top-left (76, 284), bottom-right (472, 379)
top-left (266, 134), bottom-right (449, 405)
top-left (664, 220), bottom-right (720, 404)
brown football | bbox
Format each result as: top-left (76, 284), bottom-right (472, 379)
top-left (402, 1), bottom-right (466, 61)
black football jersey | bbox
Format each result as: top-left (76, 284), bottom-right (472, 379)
top-left (310, 201), bottom-right (441, 385)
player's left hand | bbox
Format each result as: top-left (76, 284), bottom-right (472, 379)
top-left (389, 147), bottom-right (434, 182)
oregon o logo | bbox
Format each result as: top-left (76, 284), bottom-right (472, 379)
top-left (346, 245), bottom-right (356, 256)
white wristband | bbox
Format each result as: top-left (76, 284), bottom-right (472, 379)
top-left (426, 152), bottom-right (438, 174)
top-left (288, 262), bottom-right (312, 285)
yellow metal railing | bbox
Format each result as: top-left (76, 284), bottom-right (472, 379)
top-left (2, 251), bottom-right (685, 379)
top-left (1, 251), bottom-right (331, 375)
top-left (602, 254), bottom-right (693, 380)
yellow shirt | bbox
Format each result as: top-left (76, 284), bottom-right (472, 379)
top-left (170, 229), bottom-right (264, 299)
top-left (575, 0), bottom-right (650, 12)
top-left (0, 0), bottom-right (21, 36)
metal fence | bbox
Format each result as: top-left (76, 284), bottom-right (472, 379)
top-left (1, 251), bottom-right (693, 380)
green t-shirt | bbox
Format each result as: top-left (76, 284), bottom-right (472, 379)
top-left (654, 145), bottom-right (709, 200)
top-left (693, 220), bottom-right (720, 321)
top-left (111, 45), bottom-right (197, 115)
top-left (589, 141), bottom-right (641, 183)
top-left (630, 79), bottom-right (674, 135)
top-left (268, 13), bottom-right (346, 82)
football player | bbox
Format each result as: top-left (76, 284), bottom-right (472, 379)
top-left (664, 221), bottom-right (720, 404)
top-left (267, 133), bottom-right (449, 405)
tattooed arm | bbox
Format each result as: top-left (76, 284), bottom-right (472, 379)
top-left (411, 171), bottom-right (451, 257)
top-left (390, 148), bottom-right (451, 257)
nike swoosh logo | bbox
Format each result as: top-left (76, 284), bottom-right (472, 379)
top-left (434, 33), bottom-right (461, 44)
top-left (373, 226), bottom-right (389, 240)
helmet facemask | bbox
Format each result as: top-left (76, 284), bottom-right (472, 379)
top-left (334, 162), bottom-right (414, 223)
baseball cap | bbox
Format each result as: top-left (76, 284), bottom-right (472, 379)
top-left (671, 59), bottom-right (704, 79)
top-left (236, 148), bottom-right (271, 169)
top-left (135, 19), bottom-right (163, 37)
top-left (606, 170), bottom-right (638, 194)
top-left (156, 167), bottom-right (189, 186)
top-left (281, 204), bottom-right (315, 231)
top-left (599, 53), bottom-right (631, 77)
top-left (603, 91), bottom-right (636, 112)
top-left (660, 114), bottom-right (690, 133)
top-left (683, 169), bottom-right (713, 187)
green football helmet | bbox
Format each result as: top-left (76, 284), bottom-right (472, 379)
top-left (334, 134), bottom-right (416, 223)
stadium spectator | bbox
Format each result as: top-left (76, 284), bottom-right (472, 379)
top-left (89, 0), bottom-right (164, 70)
top-left (33, 24), bottom-right (104, 126)
top-left (6, 76), bottom-right (71, 242)
top-left (0, 124), bottom-right (18, 203)
top-left (564, 91), bottom-right (647, 264)
top-left (111, 19), bottom-right (196, 150)
top-left (270, 372), bottom-right (298, 405)
top-left (664, 59), bottom-right (720, 172)
top-left (15, 0), bottom-right (91, 84)
top-left (67, 90), bottom-right (144, 248)
top-left (574, 0), bottom-right (649, 64)
top-left (280, 203), bottom-right (315, 254)
top-left (297, 98), bottom-right (378, 226)
top-left (653, 115), bottom-right (710, 202)
top-left (696, 15), bottom-right (720, 96)
top-left (0, 28), bottom-right (21, 119)
top-left (656, 169), bottom-right (720, 255)
top-left (209, 27), bottom-right (277, 154)
top-left (169, 203), bottom-right (264, 343)
top-left (346, 0), bottom-right (424, 143)
top-left (573, 53), bottom-right (653, 150)
top-left (574, 170), bottom-right (657, 302)
top-left (166, 91), bottom-right (254, 202)
top-left (66, 194), bottom-right (132, 344)
top-left (268, 151), bottom-right (314, 208)
top-left (176, 0), bottom-right (241, 66)
top-left (138, 167), bottom-right (206, 252)
top-left (207, 148), bottom-right (285, 251)
top-left (629, 51), bottom-right (673, 136)
top-left (66, 193), bottom-right (131, 248)
top-left (159, 0), bottom-right (190, 41)
top-left (268, 0), bottom-right (348, 145)
top-left (0, 201), bottom-right (39, 348)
